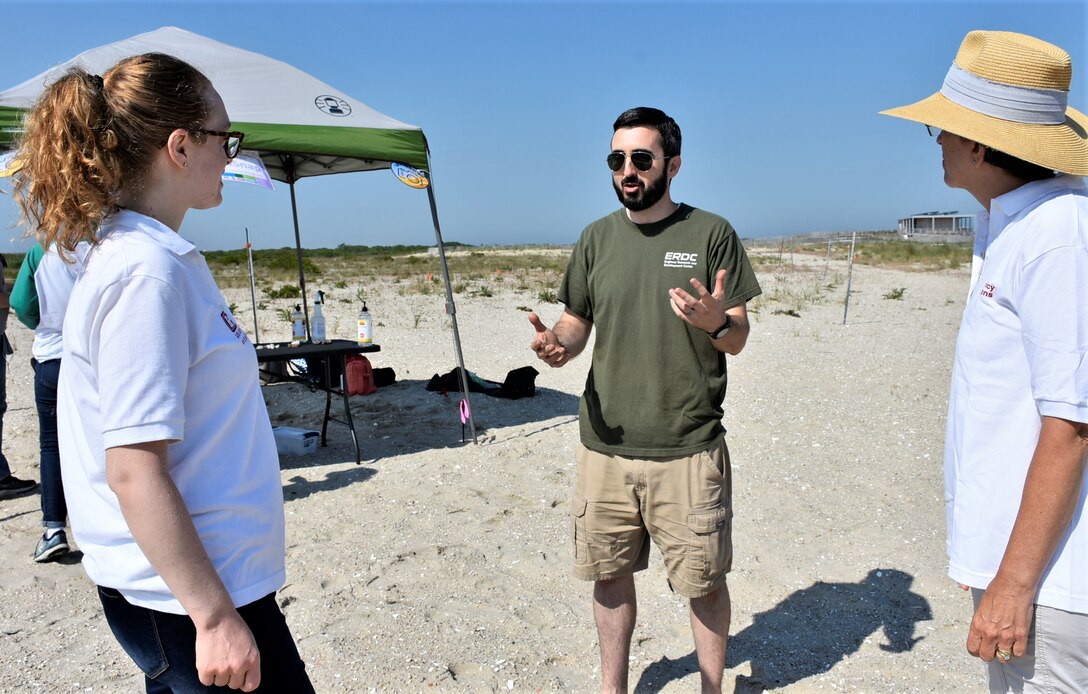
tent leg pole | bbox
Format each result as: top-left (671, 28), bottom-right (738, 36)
top-left (425, 180), bottom-right (477, 444)
top-left (287, 172), bottom-right (311, 341)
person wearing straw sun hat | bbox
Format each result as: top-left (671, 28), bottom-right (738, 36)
top-left (883, 30), bottom-right (1088, 691)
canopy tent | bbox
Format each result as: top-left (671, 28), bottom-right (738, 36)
top-left (0, 26), bottom-right (477, 442)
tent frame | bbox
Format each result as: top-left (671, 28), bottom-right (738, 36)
top-left (277, 152), bottom-right (478, 444)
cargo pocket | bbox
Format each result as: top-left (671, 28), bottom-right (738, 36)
top-left (686, 506), bottom-right (733, 582)
top-left (571, 494), bottom-right (589, 564)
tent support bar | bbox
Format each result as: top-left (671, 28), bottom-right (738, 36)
top-left (425, 164), bottom-right (478, 444)
top-left (285, 155), bottom-right (311, 341)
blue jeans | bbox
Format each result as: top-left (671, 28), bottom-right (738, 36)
top-left (0, 339), bottom-right (11, 480)
top-left (98, 588), bottom-right (315, 693)
top-left (33, 359), bottom-right (65, 527)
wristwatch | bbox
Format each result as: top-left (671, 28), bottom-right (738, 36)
top-left (707, 314), bottom-right (732, 340)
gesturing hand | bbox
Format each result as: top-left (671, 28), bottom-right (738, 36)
top-left (528, 312), bottom-right (570, 368)
top-left (668, 269), bottom-right (728, 331)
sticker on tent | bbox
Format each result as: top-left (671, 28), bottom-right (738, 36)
top-left (222, 152), bottom-right (275, 190)
top-left (392, 162), bottom-right (429, 189)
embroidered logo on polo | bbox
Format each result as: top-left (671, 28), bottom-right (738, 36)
top-left (980, 283), bottom-right (995, 299)
top-left (220, 311), bottom-right (249, 345)
top-left (664, 251), bottom-right (698, 268)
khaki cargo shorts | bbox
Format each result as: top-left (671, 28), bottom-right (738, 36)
top-left (570, 439), bottom-right (733, 598)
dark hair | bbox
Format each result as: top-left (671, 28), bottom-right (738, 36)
top-left (13, 53), bottom-right (212, 256)
top-left (613, 107), bottom-right (681, 157)
top-left (983, 147), bottom-right (1056, 182)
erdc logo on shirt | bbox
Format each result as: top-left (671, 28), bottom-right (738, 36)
top-left (221, 311), bottom-right (250, 345)
top-left (663, 251), bottom-right (698, 269)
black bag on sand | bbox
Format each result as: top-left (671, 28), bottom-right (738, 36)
top-left (426, 368), bottom-right (499, 395)
top-left (498, 366), bottom-right (538, 399)
top-left (373, 367), bottom-right (396, 388)
top-left (426, 366), bottom-right (538, 399)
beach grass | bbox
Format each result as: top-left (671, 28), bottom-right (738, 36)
top-left (0, 239), bottom-right (969, 293)
top-left (206, 245), bottom-right (571, 298)
top-left (747, 235), bottom-right (970, 271)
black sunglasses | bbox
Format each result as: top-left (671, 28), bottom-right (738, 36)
top-left (925, 125), bottom-right (942, 138)
top-left (607, 150), bottom-right (671, 173)
top-left (192, 128), bottom-right (245, 158)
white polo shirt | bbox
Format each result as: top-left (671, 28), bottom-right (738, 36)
top-left (58, 210), bottom-right (285, 614)
top-left (945, 175), bottom-right (1088, 613)
top-left (28, 243), bottom-right (87, 362)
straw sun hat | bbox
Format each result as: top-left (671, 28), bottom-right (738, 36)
top-left (881, 30), bottom-right (1088, 176)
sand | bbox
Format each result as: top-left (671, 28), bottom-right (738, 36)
top-left (0, 252), bottom-right (988, 692)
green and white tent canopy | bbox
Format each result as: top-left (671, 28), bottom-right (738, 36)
top-left (0, 25), bottom-right (430, 181)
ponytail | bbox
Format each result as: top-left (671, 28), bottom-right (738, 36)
top-left (13, 70), bottom-right (118, 258)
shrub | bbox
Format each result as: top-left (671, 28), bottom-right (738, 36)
top-left (883, 287), bottom-right (907, 300)
top-left (264, 284), bottom-right (301, 299)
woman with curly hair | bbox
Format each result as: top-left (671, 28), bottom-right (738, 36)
top-left (13, 53), bottom-right (314, 693)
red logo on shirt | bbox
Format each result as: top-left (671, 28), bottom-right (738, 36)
top-left (980, 283), bottom-right (995, 299)
top-left (220, 311), bottom-right (249, 345)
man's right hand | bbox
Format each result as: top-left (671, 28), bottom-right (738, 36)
top-left (195, 610), bottom-right (261, 691)
top-left (528, 312), bottom-right (571, 368)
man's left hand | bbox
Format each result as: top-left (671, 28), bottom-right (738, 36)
top-left (669, 269), bottom-right (727, 331)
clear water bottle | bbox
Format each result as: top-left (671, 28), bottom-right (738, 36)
top-left (357, 302), bottom-right (373, 345)
top-left (291, 304), bottom-right (305, 342)
top-left (311, 291), bottom-right (326, 343)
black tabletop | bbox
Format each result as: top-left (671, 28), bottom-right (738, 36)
top-left (254, 339), bottom-right (381, 363)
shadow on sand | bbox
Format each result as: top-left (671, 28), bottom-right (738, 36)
top-left (633, 568), bottom-right (932, 692)
top-left (267, 377), bottom-right (579, 498)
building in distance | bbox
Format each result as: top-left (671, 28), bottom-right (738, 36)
top-left (897, 211), bottom-right (975, 243)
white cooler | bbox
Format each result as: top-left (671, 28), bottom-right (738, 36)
top-left (272, 426), bottom-right (319, 456)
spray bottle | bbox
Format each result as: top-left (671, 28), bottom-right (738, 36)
top-left (291, 304), bottom-right (306, 342)
top-left (311, 291), bottom-right (326, 343)
top-left (357, 301), bottom-right (373, 345)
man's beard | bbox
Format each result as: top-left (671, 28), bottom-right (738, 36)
top-left (612, 170), bottom-right (668, 212)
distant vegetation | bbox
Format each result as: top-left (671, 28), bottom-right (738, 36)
top-left (203, 243), bottom-right (571, 298)
top-left (2, 239), bottom-right (967, 300)
top-left (203, 242), bottom-right (470, 265)
top-left (851, 240), bottom-right (970, 270)
top-left (750, 237), bottom-right (969, 271)
top-left (746, 236), bottom-right (968, 318)
top-left (203, 242), bottom-right (474, 277)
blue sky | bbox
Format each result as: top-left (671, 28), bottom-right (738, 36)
top-left (0, 0), bottom-right (1084, 252)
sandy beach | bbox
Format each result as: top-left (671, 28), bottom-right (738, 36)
top-left (0, 250), bottom-right (986, 692)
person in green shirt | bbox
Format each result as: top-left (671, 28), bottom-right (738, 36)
top-left (530, 107), bottom-right (761, 693)
top-left (0, 252), bottom-right (39, 501)
top-left (12, 241), bottom-right (86, 562)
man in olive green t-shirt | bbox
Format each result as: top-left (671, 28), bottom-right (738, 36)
top-left (529, 107), bottom-right (761, 693)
